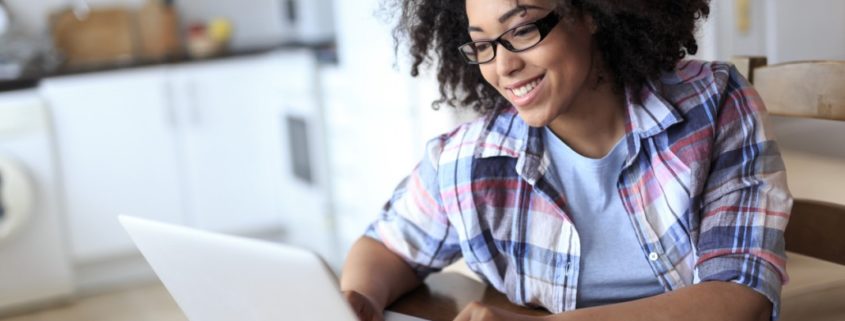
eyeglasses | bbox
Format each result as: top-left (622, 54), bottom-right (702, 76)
top-left (458, 11), bottom-right (561, 64)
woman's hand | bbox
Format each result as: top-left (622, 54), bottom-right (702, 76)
top-left (453, 301), bottom-right (544, 321)
top-left (342, 290), bottom-right (385, 321)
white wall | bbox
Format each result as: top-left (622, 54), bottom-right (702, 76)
top-left (325, 0), bottom-right (461, 261)
top-left (710, 0), bottom-right (769, 59)
top-left (701, 0), bottom-right (845, 63)
top-left (3, 0), bottom-right (144, 36)
top-left (4, 0), bottom-right (333, 50)
top-left (766, 0), bottom-right (845, 63)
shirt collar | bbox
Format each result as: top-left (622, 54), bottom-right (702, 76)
top-left (474, 108), bottom-right (547, 185)
top-left (624, 80), bottom-right (685, 139)
top-left (475, 107), bottom-right (531, 159)
top-left (621, 80), bottom-right (686, 168)
top-left (474, 80), bottom-right (685, 184)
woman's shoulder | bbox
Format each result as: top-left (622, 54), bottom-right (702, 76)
top-left (422, 107), bottom-right (524, 168)
top-left (660, 59), bottom-right (747, 90)
top-left (656, 59), bottom-right (756, 115)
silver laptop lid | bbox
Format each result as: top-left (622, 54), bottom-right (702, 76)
top-left (119, 215), bottom-right (357, 321)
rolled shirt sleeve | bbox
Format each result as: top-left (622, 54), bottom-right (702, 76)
top-left (365, 135), bottom-right (463, 279)
top-left (695, 65), bottom-right (792, 320)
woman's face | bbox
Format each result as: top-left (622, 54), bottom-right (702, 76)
top-left (465, 0), bottom-right (596, 127)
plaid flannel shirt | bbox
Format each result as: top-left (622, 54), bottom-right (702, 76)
top-left (366, 60), bottom-right (792, 319)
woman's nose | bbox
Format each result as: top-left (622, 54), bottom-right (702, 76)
top-left (495, 46), bottom-right (524, 78)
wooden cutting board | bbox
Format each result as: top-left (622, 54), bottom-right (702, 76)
top-left (50, 8), bottom-right (138, 68)
top-left (137, 2), bottom-right (182, 60)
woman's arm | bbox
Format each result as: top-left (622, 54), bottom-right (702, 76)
top-left (342, 134), bottom-right (463, 320)
top-left (341, 236), bottom-right (422, 320)
top-left (543, 281), bottom-right (770, 321)
top-left (454, 281), bottom-right (770, 321)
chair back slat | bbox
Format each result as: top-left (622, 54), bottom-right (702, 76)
top-left (785, 199), bottom-right (845, 266)
top-left (753, 61), bottom-right (845, 121)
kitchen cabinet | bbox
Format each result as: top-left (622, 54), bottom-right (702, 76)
top-left (41, 67), bottom-right (185, 262)
top-left (169, 57), bottom-right (286, 234)
top-left (41, 52), bottom-right (316, 263)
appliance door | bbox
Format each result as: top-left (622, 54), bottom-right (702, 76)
top-left (0, 157), bottom-right (33, 244)
top-left (0, 90), bottom-right (73, 312)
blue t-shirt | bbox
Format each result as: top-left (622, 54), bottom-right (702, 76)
top-left (543, 127), bottom-right (665, 308)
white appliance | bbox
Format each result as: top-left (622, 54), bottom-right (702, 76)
top-left (176, 0), bottom-right (335, 50)
top-left (0, 89), bottom-right (73, 313)
top-left (263, 50), bottom-right (338, 267)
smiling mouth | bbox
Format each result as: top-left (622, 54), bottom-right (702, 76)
top-left (509, 75), bottom-right (545, 98)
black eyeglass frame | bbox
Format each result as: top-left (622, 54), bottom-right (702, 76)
top-left (458, 10), bottom-right (562, 65)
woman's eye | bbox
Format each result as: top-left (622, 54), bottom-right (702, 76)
top-left (475, 43), bottom-right (492, 52)
top-left (512, 25), bottom-right (538, 38)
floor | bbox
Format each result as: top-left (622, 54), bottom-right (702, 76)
top-left (0, 283), bottom-right (187, 321)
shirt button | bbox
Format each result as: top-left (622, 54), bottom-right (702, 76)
top-left (648, 252), bottom-right (660, 261)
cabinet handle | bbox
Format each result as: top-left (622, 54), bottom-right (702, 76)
top-left (188, 81), bottom-right (201, 126)
top-left (164, 80), bottom-right (178, 128)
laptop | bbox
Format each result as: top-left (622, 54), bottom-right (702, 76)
top-left (118, 215), bottom-right (427, 321)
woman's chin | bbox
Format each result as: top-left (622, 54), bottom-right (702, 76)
top-left (515, 107), bottom-right (553, 128)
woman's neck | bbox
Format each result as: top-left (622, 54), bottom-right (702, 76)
top-left (547, 77), bottom-right (627, 159)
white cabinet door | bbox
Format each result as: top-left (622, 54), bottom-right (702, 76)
top-left (41, 68), bottom-right (186, 262)
top-left (170, 57), bottom-right (286, 234)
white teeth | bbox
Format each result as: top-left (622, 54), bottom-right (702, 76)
top-left (511, 78), bottom-right (542, 98)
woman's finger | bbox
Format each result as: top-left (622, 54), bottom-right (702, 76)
top-left (452, 301), bottom-right (485, 321)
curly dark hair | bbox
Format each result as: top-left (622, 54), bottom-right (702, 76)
top-left (387, 0), bottom-right (711, 114)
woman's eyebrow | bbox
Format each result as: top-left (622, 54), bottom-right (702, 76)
top-left (468, 5), bottom-right (545, 33)
top-left (498, 5), bottom-right (543, 23)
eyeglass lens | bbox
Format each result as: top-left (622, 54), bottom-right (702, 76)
top-left (460, 24), bottom-right (542, 63)
top-left (458, 11), bottom-right (559, 64)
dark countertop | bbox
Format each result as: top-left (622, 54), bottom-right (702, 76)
top-left (0, 77), bottom-right (39, 92)
top-left (0, 40), bottom-right (336, 93)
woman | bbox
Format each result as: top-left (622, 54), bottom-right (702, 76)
top-left (341, 0), bottom-right (792, 320)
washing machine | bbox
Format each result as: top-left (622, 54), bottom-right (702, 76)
top-left (0, 89), bottom-right (73, 313)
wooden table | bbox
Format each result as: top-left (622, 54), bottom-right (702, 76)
top-left (387, 272), bottom-right (550, 321)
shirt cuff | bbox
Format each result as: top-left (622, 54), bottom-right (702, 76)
top-left (697, 253), bottom-right (784, 320)
top-left (364, 224), bottom-right (443, 279)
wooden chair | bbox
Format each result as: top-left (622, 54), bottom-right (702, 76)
top-left (732, 57), bottom-right (845, 265)
top-left (785, 199), bottom-right (845, 266)
top-left (748, 59), bottom-right (845, 265)
top-left (734, 57), bottom-right (845, 320)
top-left (754, 61), bottom-right (845, 121)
